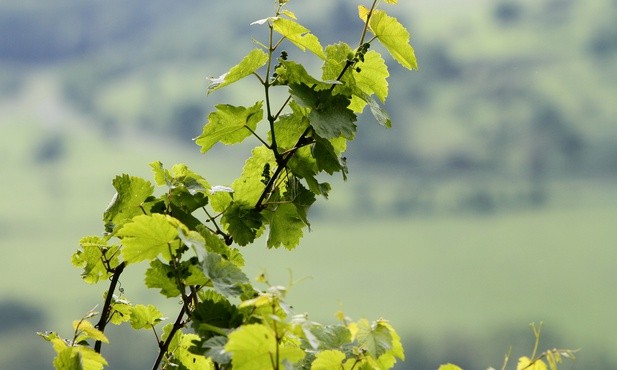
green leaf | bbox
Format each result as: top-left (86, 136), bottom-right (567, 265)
top-left (199, 227), bottom-right (245, 267)
top-left (55, 346), bottom-right (108, 370)
top-left (176, 333), bottom-right (215, 370)
top-left (273, 18), bottom-right (325, 59)
top-left (354, 50), bottom-right (389, 103)
top-left (72, 236), bottom-right (120, 284)
top-left (225, 324), bottom-right (305, 370)
top-left (53, 348), bottom-right (82, 370)
top-left (191, 298), bottom-right (244, 343)
top-left (266, 203), bottom-right (305, 250)
top-left (109, 299), bottom-right (132, 325)
top-left (103, 174), bottom-right (154, 232)
top-left (231, 145), bottom-right (276, 205)
top-left (202, 253), bottom-right (250, 297)
top-left (150, 161), bottom-right (172, 186)
top-left (290, 83), bottom-right (357, 140)
top-left (312, 136), bottom-right (343, 175)
top-left (195, 101), bottom-right (264, 154)
top-left (362, 91), bottom-right (392, 128)
top-left (130, 304), bottom-right (165, 330)
top-left (309, 324), bottom-right (352, 350)
top-left (74, 320), bottom-right (108, 344)
top-left (311, 350), bottom-right (346, 370)
top-left (288, 180), bottom-right (316, 227)
top-left (199, 336), bottom-right (231, 364)
top-left (356, 319), bottom-right (393, 359)
top-left (275, 60), bottom-right (329, 88)
top-left (359, 8), bottom-right (417, 70)
top-left (117, 214), bottom-right (182, 264)
top-left (145, 259), bottom-right (181, 297)
top-left (221, 202), bottom-right (264, 246)
top-left (270, 101), bottom-right (310, 151)
top-left (437, 364), bottom-right (464, 370)
top-left (208, 48), bottom-right (268, 93)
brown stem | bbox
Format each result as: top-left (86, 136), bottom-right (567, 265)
top-left (94, 261), bottom-right (126, 354)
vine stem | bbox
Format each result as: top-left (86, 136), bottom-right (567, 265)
top-left (94, 261), bottom-right (126, 354)
top-left (151, 301), bottom-right (188, 370)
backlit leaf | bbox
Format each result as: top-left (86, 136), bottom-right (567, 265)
top-left (208, 48), bottom-right (268, 93)
top-left (117, 214), bottom-right (182, 264)
top-left (73, 320), bottom-right (108, 344)
top-left (72, 236), bottom-right (120, 284)
top-left (437, 364), bottom-right (464, 370)
top-left (225, 324), bottom-right (305, 370)
top-left (273, 18), bottom-right (325, 59)
top-left (266, 203), bottom-right (305, 249)
top-left (354, 50), bottom-right (389, 102)
top-left (517, 357), bottom-right (548, 370)
top-left (195, 101), bottom-right (263, 153)
top-left (103, 174), bottom-right (154, 233)
top-left (311, 349), bottom-right (346, 369)
top-left (358, 7), bottom-right (417, 70)
top-left (129, 304), bottom-right (165, 330)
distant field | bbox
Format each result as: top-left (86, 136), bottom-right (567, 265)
top-left (2, 118), bottom-right (617, 368)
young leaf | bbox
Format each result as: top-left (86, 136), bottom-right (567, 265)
top-left (129, 304), bottom-right (165, 330)
top-left (266, 203), bottom-right (305, 249)
top-left (517, 357), bottom-right (548, 370)
top-left (117, 214), bottom-right (182, 264)
top-left (358, 7), bottom-right (418, 70)
top-left (72, 236), bottom-right (120, 284)
top-left (311, 349), bottom-right (346, 369)
top-left (437, 364), bottom-right (464, 370)
top-left (74, 320), bottom-right (109, 344)
top-left (202, 253), bottom-right (250, 297)
top-left (290, 83), bottom-right (357, 140)
top-left (208, 48), bottom-right (268, 93)
top-left (103, 174), bottom-right (154, 233)
top-left (273, 18), bottom-right (325, 59)
top-left (195, 101), bottom-right (264, 154)
top-left (225, 324), bottom-right (305, 370)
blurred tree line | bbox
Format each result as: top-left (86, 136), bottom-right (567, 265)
top-left (2, 0), bottom-right (616, 215)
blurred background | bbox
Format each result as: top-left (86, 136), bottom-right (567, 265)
top-left (1, 0), bottom-right (616, 368)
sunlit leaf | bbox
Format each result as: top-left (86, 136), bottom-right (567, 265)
top-left (73, 320), bottom-right (108, 344)
top-left (103, 174), bottom-right (154, 233)
top-left (266, 203), bottom-right (305, 249)
top-left (208, 49), bottom-right (268, 93)
top-left (437, 364), bottom-right (464, 370)
top-left (231, 145), bottom-right (276, 205)
top-left (195, 101), bottom-right (263, 153)
top-left (517, 356), bottom-right (548, 370)
top-left (117, 214), bottom-right (182, 264)
top-left (354, 50), bottom-right (389, 102)
top-left (358, 7), bottom-right (417, 70)
top-left (129, 304), bottom-right (165, 330)
top-left (225, 324), bottom-right (305, 370)
top-left (273, 18), bottom-right (325, 59)
top-left (311, 349), bottom-right (346, 369)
